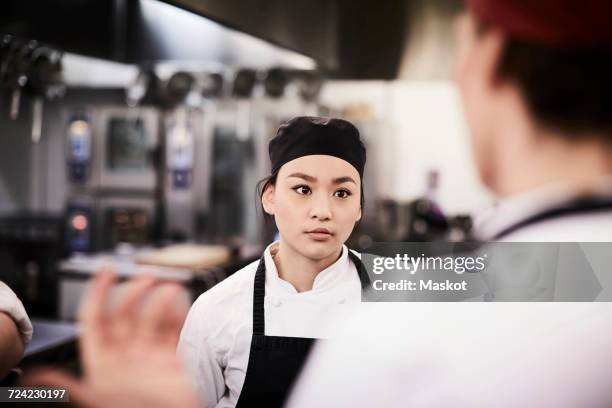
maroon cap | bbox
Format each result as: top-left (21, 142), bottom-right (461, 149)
top-left (466, 0), bottom-right (612, 47)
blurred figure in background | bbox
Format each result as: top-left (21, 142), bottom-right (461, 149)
top-left (0, 280), bottom-right (32, 381)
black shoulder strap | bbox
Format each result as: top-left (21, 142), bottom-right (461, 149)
top-left (347, 250), bottom-right (371, 292)
top-left (494, 196), bottom-right (612, 239)
top-left (252, 256), bottom-right (266, 336)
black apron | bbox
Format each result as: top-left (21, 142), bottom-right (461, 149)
top-left (493, 195), bottom-right (612, 239)
top-left (235, 250), bottom-right (370, 408)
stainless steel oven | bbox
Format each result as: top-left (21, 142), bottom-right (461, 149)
top-left (65, 106), bottom-right (161, 253)
top-left (88, 106), bottom-right (160, 192)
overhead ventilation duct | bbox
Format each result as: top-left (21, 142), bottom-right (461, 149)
top-left (397, 0), bottom-right (464, 80)
top-left (1, 0), bottom-right (463, 80)
top-left (334, 0), bottom-right (408, 79)
top-left (0, 0), bottom-right (317, 70)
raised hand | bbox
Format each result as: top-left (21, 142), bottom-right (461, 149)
top-left (25, 270), bottom-right (200, 408)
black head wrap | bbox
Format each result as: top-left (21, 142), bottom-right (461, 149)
top-left (269, 116), bottom-right (366, 177)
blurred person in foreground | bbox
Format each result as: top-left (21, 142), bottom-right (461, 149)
top-left (288, 0), bottom-right (612, 406)
top-left (459, 0), bottom-right (612, 241)
top-left (25, 271), bottom-right (199, 408)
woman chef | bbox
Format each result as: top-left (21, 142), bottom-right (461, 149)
top-left (177, 116), bottom-right (371, 407)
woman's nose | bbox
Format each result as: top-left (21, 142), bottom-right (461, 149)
top-left (309, 194), bottom-right (332, 220)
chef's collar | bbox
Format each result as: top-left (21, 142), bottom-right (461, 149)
top-left (263, 241), bottom-right (350, 294)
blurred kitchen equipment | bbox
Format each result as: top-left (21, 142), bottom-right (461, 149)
top-left (0, 36), bottom-right (65, 143)
top-left (126, 66), bottom-right (163, 107)
top-left (165, 71), bottom-right (195, 107)
top-left (294, 70), bottom-right (323, 103)
top-left (165, 108), bottom-right (194, 190)
top-left (232, 68), bottom-right (257, 98)
top-left (89, 106), bottom-right (159, 191)
top-left (64, 106), bottom-right (161, 253)
top-left (65, 200), bottom-right (92, 254)
top-left (1, 39), bottom-right (36, 120)
top-left (201, 72), bottom-right (224, 99)
top-left (136, 243), bottom-right (230, 269)
top-left (403, 171), bottom-right (473, 241)
top-left (26, 45), bottom-right (65, 142)
top-left (64, 194), bottom-right (158, 254)
top-left (66, 112), bottom-right (92, 184)
top-left (0, 212), bottom-right (64, 318)
top-left (263, 67), bottom-right (288, 98)
top-left (106, 207), bottom-right (150, 247)
top-left (57, 243), bottom-right (258, 320)
top-left (162, 92), bottom-right (199, 239)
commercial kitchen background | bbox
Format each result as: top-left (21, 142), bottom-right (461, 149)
top-left (0, 0), bottom-right (492, 364)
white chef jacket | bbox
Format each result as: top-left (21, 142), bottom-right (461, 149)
top-left (287, 180), bottom-right (612, 408)
top-left (0, 281), bottom-right (33, 345)
top-left (288, 302), bottom-right (612, 408)
top-left (474, 179), bottom-right (612, 241)
top-left (177, 241), bottom-right (362, 408)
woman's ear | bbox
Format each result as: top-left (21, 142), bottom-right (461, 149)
top-left (262, 183), bottom-right (275, 215)
top-left (356, 207), bottom-right (362, 222)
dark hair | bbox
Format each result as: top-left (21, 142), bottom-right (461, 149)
top-left (256, 172), bottom-right (279, 225)
top-left (476, 21), bottom-right (612, 138)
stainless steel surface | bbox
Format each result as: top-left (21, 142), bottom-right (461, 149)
top-left (31, 96), bottom-right (43, 142)
top-left (89, 106), bottom-right (159, 192)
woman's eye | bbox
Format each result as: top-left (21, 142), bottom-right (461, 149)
top-left (334, 189), bottom-right (352, 198)
top-left (293, 185), bottom-right (312, 195)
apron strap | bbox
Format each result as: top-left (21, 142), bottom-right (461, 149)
top-left (251, 249), bottom-right (371, 336)
top-left (348, 250), bottom-right (371, 292)
top-left (494, 195), bottom-right (612, 239)
top-left (252, 256), bottom-right (266, 336)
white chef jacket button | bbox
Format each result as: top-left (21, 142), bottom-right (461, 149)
top-left (272, 299), bottom-right (282, 307)
top-left (338, 298), bottom-right (346, 304)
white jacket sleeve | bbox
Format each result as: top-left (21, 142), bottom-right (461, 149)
top-left (177, 295), bottom-right (227, 408)
top-left (288, 303), bottom-right (612, 408)
top-left (0, 281), bottom-right (33, 345)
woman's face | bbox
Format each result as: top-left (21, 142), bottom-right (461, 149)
top-left (263, 155), bottom-right (362, 261)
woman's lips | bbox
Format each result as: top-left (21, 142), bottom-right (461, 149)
top-left (306, 228), bottom-right (333, 241)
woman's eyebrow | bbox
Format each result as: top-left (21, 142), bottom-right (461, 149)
top-left (287, 172), bottom-right (316, 182)
top-left (333, 176), bottom-right (356, 185)
top-left (287, 173), bottom-right (356, 185)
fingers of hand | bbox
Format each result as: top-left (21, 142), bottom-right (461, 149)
top-left (109, 275), bottom-right (157, 342)
top-left (77, 268), bottom-right (116, 351)
top-left (159, 288), bottom-right (190, 347)
top-left (21, 368), bottom-right (95, 408)
top-left (136, 283), bottom-right (189, 347)
top-left (76, 271), bottom-right (190, 356)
